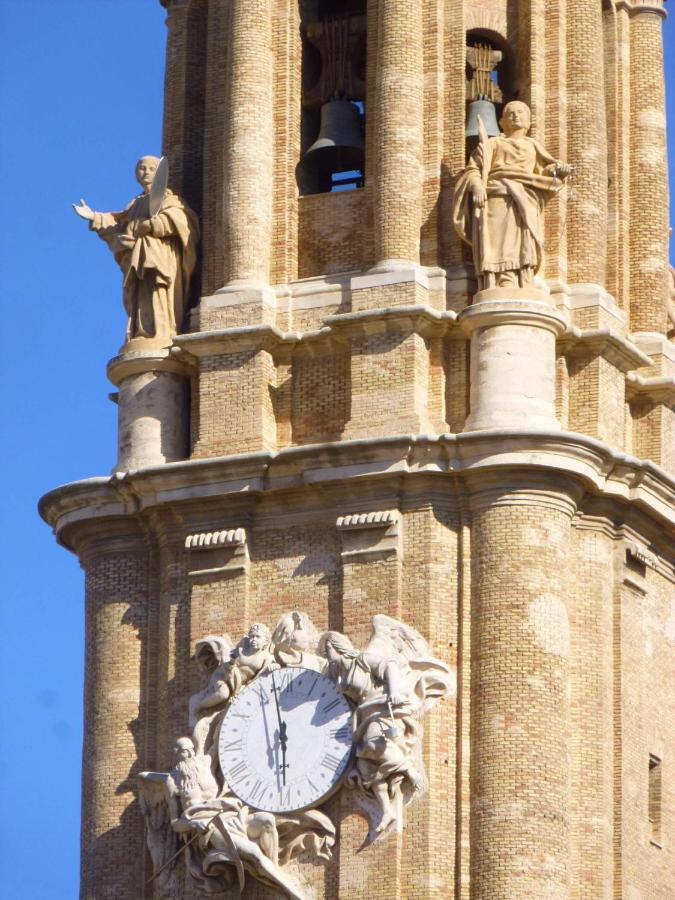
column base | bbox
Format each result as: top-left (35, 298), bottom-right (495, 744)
top-left (459, 294), bottom-right (566, 432)
top-left (107, 349), bottom-right (189, 472)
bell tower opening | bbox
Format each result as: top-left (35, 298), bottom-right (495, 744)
top-left (464, 31), bottom-right (515, 156)
top-left (297, 0), bottom-right (366, 195)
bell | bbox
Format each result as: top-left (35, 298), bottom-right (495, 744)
top-left (299, 99), bottom-right (364, 189)
top-left (465, 99), bottom-right (500, 138)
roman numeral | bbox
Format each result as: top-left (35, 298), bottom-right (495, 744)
top-left (249, 779), bottom-right (265, 803)
top-left (322, 697), bottom-right (341, 714)
top-left (279, 786), bottom-right (291, 806)
top-left (331, 724), bottom-right (351, 742)
top-left (228, 760), bottom-right (247, 782)
top-left (321, 753), bottom-right (342, 771)
top-left (307, 676), bottom-right (319, 697)
top-left (221, 739), bottom-right (243, 751)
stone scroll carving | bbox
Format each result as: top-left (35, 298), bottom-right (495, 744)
top-left (138, 612), bottom-right (453, 898)
top-left (453, 101), bottom-right (572, 292)
top-left (73, 156), bottom-right (199, 349)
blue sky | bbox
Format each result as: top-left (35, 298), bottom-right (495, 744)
top-left (0, 2), bottom-right (673, 897)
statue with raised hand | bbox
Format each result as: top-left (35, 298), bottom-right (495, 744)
top-left (73, 156), bottom-right (199, 348)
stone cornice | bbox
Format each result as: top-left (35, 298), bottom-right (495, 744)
top-left (626, 372), bottom-right (675, 407)
top-left (606, 0), bottom-right (667, 19)
top-left (39, 430), bottom-right (675, 551)
top-left (559, 326), bottom-right (651, 372)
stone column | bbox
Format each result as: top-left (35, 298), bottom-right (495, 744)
top-left (336, 509), bottom-right (404, 899)
top-left (565, 0), bottom-right (607, 287)
top-left (79, 530), bottom-right (149, 899)
top-left (372, 0), bottom-right (424, 270)
top-left (222, 0), bottom-right (273, 289)
top-left (629, 0), bottom-right (668, 335)
top-left (469, 484), bottom-right (578, 899)
top-left (459, 293), bottom-right (566, 431)
top-left (160, 0), bottom-right (207, 212)
top-left (108, 351), bottom-right (189, 473)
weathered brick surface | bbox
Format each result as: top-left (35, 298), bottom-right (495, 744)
top-left (66, 3), bottom-right (675, 898)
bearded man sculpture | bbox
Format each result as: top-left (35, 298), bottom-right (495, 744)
top-left (453, 101), bottom-right (572, 291)
top-left (73, 156), bottom-right (199, 348)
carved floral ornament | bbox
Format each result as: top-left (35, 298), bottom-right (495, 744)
top-left (139, 612), bottom-right (454, 898)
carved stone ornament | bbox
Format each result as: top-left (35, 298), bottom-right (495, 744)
top-left (73, 156), bottom-right (199, 350)
top-left (139, 613), bottom-right (454, 898)
top-left (452, 101), bottom-right (572, 292)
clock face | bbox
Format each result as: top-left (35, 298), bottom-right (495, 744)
top-left (218, 666), bottom-right (353, 813)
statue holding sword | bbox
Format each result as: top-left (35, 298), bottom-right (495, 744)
top-left (453, 101), bottom-right (572, 292)
top-left (73, 155), bottom-right (199, 348)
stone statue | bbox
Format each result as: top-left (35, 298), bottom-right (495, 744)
top-left (320, 615), bottom-right (453, 841)
top-left (73, 156), bottom-right (199, 348)
top-left (272, 610), bottom-right (326, 671)
top-left (188, 625), bottom-right (275, 757)
top-left (139, 737), bottom-right (309, 899)
top-left (453, 101), bottom-right (572, 291)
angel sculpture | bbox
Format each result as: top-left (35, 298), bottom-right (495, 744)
top-left (320, 615), bottom-right (453, 840)
top-left (139, 737), bottom-right (319, 899)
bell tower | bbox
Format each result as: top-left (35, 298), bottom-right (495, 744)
top-left (41, 1), bottom-right (674, 898)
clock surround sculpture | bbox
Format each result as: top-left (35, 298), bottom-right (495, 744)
top-left (139, 613), bottom-right (453, 899)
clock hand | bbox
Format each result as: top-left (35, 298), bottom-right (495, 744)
top-left (270, 670), bottom-right (289, 786)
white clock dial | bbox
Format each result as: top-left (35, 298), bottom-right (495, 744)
top-left (218, 666), bottom-right (353, 813)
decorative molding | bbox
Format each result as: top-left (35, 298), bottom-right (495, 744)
top-left (625, 373), bottom-right (675, 408)
top-left (185, 527), bottom-right (247, 549)
top-left (336, 510), bottom-right (398, 530)
top-left (559, 326), bottom-right (651, 372)
top-left (625, 540), bottom-right (658, 571)
top-left (336, 509), bottom-right (401, 560)
top-left (185, 527), bottom-right (249, 576)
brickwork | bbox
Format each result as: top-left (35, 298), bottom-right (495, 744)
top-left (223, 0), bottom-right (273, 286)
top-left (80, 535), bottom-right (149, 899)
top-left (567, 351), bottom-right (627, 449)
top-left (298, 192), bottom-right (366, 280)
top-left (48, 3), bottom-right (675, 898)
top-left (372, 0), bottom-right (423, 265)
top-left (192, 348), bottom-right (277, 458)
top-left (469, 491), bottom-right (576, 899)
top-left (618, 564), bottom-right (675, 897)
top-left (629, 5), bottom-right (669, 334)
top-left (566, 0), bottom-right (608, 286)
top-left (568, 525), bottom-right (614, 897)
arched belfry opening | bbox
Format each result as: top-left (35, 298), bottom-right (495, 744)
top-left (297, 0), bottom-right (366, 195)
top-left (464, 31), bottom-right (515, 156)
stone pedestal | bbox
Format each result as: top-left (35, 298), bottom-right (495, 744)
top-left (107, 350), bottom-right (189, 472)
top-left (459, 292), bottom-right (566, 432)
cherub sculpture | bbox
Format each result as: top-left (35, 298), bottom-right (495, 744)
top-left (188, 625), bottom-right (274, 757)
top-left (453, 100), bottom-right (572, 291)
top-left (272, 610), bottom-right (326, 671)
top-left (320, 615), bottom-right (453, 841)
top-left (73, 155), bottom-right (199, 348)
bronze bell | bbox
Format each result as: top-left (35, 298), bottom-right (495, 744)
top-left (299, 99), bottom-right (364, 189)
top-left (465, 99), bottom-right (500, 138)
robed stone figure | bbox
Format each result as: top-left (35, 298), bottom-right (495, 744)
top-left (453, 101), bottom-right (571, 291)
top-left (74, 156), bottom-right (199, 347)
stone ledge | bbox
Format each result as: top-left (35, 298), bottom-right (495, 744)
top-left (625, 372), bottom-right (675, 407)
top-left (559, 326), bottom-right (651, 372)
top-left (39, 430), bottom-right (675, 549)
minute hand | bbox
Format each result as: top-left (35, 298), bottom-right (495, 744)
top-left (270, 670), bottom-right (288, 786)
